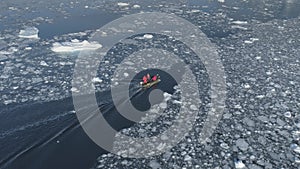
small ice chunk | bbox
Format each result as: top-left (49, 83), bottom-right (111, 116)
top-left (160, 135), bottom-right (169, 140)
top-left (123, 72), bottom-right (129, 77)
top-left (19, 27), bottom-right (39, 39)
top-left (221, 142), bottom-right (230, 149)
top-left (251, 38), bottom-right (259, 41)
top-left (244, 84), bottom-right (251, 89)
top-left (0, 54), bottom-right (8, 61)
top-left (245, 38), bottom-right (259, 44)
top-left (71, 87), bottom-right (79, 92)
top-left (51, 39), bottom-right (102, 53)
top-left (231, 25), bottom-right (248, 30)
top-left (143, 34), bottom-right (153, 39)
top-left (191, 9), bottom-right (201, 13)
top-left (236, 139), bottom-right (249, 151)
top-left (190, 105), bottom-right (198, 111)
top-left (256, 95), bottom-right (265, 99)
top-left (284, 112), bottom-right (291, 118)
top-left (173, 100), bottom-right (182, 104)
top-left (218, 0), bottom-right (225, 3)
top-left (235, 160), bottom-right (246, 169)
top-left (149, 160), bottom-right (161, 169)
top-left (0, 40), bottom-right (6, 49)
top-left (25, 47), bottom-right (32, 50)
top-left (92, 77), bottom-right (103, 83)
top-left (124, 61), bottom-right (134, 65)
top-left (244, 40), bottom-right (253, 44)
top-left (266, 71), bottom-right (272, 75)
top-left (163, 92), bottom-right (172, 101)
top-left (117, 2), bottom-right (129, 7)
top-left (133, 4), bottom-right (140, 8)
top-left (121, 160), bottom-right (128, 165)
top-left (291, 144), bottom-right (300, 154)
top-left (184, 155), bottom-right (192, 161)
top-left (3, 100), bottom-right (14, 105)
top-left (159, 102), bottom-right (167, 109)
top-left (40, 61), bottom-right (49, 66)
top-left (8, 7), bottom-right (18, 10)
top-left (156, 143), bottom-right (166, 151)
top-left (232, 21), bottom-right (248, 25)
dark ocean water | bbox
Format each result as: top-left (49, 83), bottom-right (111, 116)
top-left (2, 69), bottom-right (180, 169)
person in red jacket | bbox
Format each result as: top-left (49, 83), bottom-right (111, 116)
top-left (142, 75), bottom-right (148, 84)
top-left (147, 73), bottom-right (151, 81)
top-left (152, 75), bottom-right (157, 81)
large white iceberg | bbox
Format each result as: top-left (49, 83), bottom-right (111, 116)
top-left (19, 27), bottom-right (39, 39)
top-left (51, 39), bottom-right (102, 53)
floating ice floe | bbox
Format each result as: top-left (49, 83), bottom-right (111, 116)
top-left (231, 25), bottom-right (248, 30)
top-left (163, 92), bottom-right (172, 99)
top-left (159, 102), bottom-right (167, 109)
top-left (284, 111), bottom-right (291, 118)
top-left (291, 144), bottom-right (300, 154)
top-left (244, 38), bottom-right (259, 44)
top-left (8, 6), bottom-right (18, 10)
top-left (71, 87), bottom-right (79, 93)
top-left (244, 84), bottom-right (251, 89)
top-left (143, 34), bottom-right (153, 39)
top-left (136, 34), bottom-right (153, 40)
top-left (231, 20), bottom-right (248, 25)
top-left (92, 77), bottom-right (103, 83)
top-left (190, 9), bottom-right (201, 13)
top-left (190, 105), bottom-right (198, 111)
top-left (0, 54), bottom-right (8, 61)
top-left (236, 138), bottom-right (249, 151)
top-left (133, 4), bottom-right (141, 8)
top-left (19, 27), bottom-right (39, 39)
top-left (149, 160), bottom-right (161, 169)
top-left (235, 160), bottom-right (246, 169)
top-left (25, 47), bottom-right (32, 50)
top-left (218, 0), bottom-right (225, 3)
top-left (117, 2), bottom-right (129, 7)
top-left (40, 61), bottom-right (49, 66)
top-left (123, 72), bottom-right (129, 77)
top-left (51, 39), bottom-right (102, 53)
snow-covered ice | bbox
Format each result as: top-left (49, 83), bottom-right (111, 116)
top-left (231, 21), bottom-right (248, 25)
top-left (291, 144), bottom-right (300, 154)
top-left (235, 160), bottom-right (246, 169)
top-left (92, 77), bottom-right (103, 83)
top-left (149, 160), bottom-right (161, 169)
top-left (117, 2), bottom-right (129, 7)
top-left (123, 72), bottom-right (129, 77)
top-left (51, 39), bottom-right (102, 53)
top-left (143, 34), bottom-right (153, 39)
top-left (40, 61), bottom-right (49, 66)
top-left (0, 54), bottom-right (8, 61)
top-left (236, 138), bottom-right (249, 151)
top-left (18, 27), bottom-right (39, 39)
top-left (133, 4), bottom-right (140, 9)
